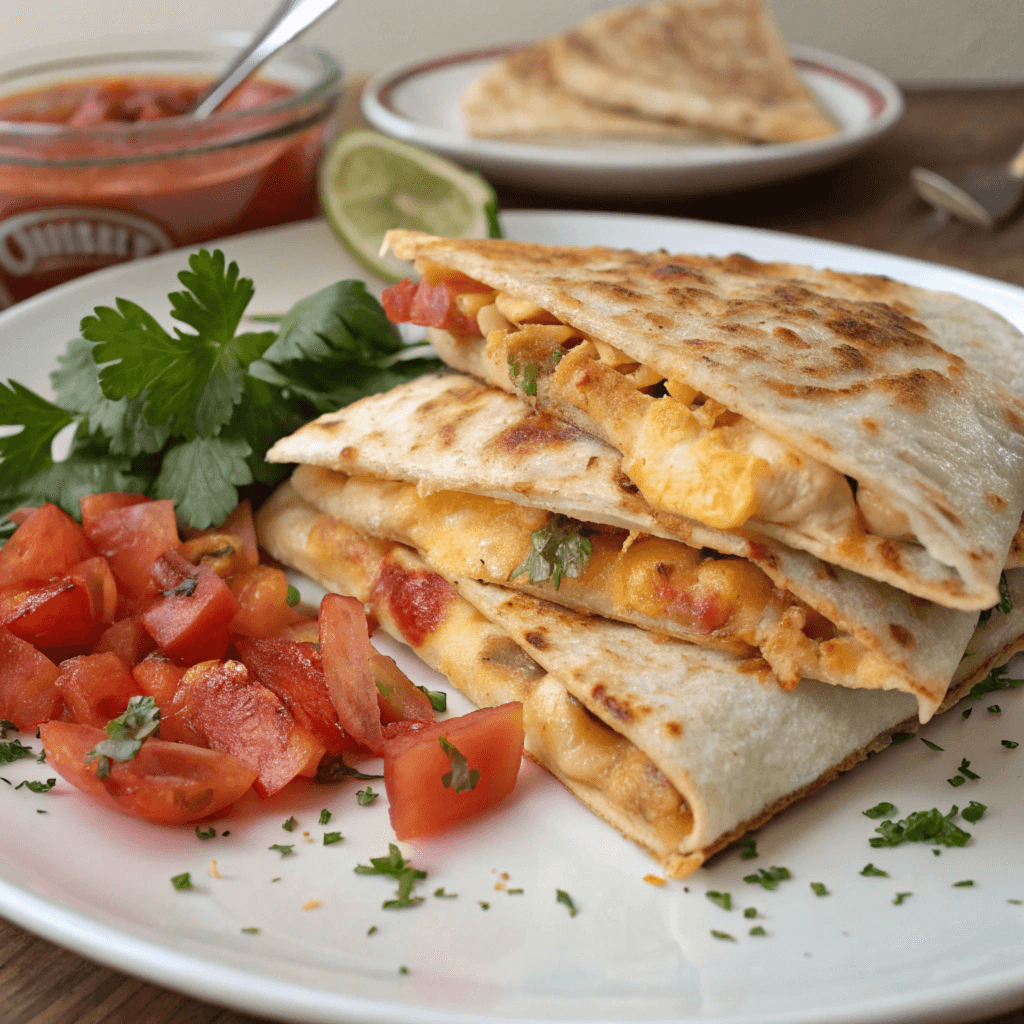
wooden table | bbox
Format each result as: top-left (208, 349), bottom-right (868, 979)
top-left (3, 85), bottom-right (1024, 1024)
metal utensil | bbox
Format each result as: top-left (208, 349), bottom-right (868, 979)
top-left (910, 140), bottom-right (1024, 229)
top-left (190, 0), bottom-right (342, 119)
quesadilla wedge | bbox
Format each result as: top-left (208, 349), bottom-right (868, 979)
top-left (462, 43), bottom-right (743, 145)
top-left (257, 481), bottom-right (1024, 879)
top-left (376, 230), bottom-right (1024, 613)
top-left (546, 0), bottom-right (836, 143)
top-left (269, 372), bottom-right (989, 722)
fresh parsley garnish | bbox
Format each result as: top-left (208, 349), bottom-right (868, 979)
top-left (988, 705), bottom-right (1002, 714)
top-left (749, 926), bottom-right (767, 937)
top-left (507, 888), bottom-right (524, 895)
top-left (963, 708), bottom-right (973, 719)
top-left (282, 816), bottom-right (298, 831)
top-left (315, 756), bottom-right (383, 783)
top-left (479, 901), bottom-right (490, 910)
top-left (241, 927), bottom-right (260, 934)
top-left (323, 832), bottom-right (343, 846)
top-left (1002, 740), bottom-right (1019, 749)
top-left (711, 930), bottom-right (735, 941)
top-left (434, 887), bottom-right (457, 898)
top-left (810, 882), bottom-right (830, 897)
top-left (743, 866), bottom-right (791, 890)
top-left (85, 695), bottom-right (160, 778)
top-left (860, 863), bottom-right (889, 877)
top-left (171, 872), bottom-right (193, 891)
top-left (355, 844), bottom-right (427, 910)
top-left (958, 758), bottom-right (979, 780)
top-left (509, 516), bottom-right (592, 590)
top-left (869, 806), bottom-right (971, 848)
top-left (953, 880), bottom-right (975, 887)
top-left (319, 808), bottom-right (332, 825)
top-left (863, 802), bottom-right (896, 819)
top-left (556, 889), bottom-right (578, 917)
top-left (743, 907), bottom-right (757, 919)
top-left (195, 824), bottom-right (217, 840)
top-left (706, 891), bottom-right (732, 910)
top-left (269, 844), bottom-right (294, 857)
top-left (920, 738), bottom-right (943, 751)
top-left (418, 685), bottom-right (447, 712)
top-left (978, 572), bottom-right (1012, 624)
top-left (893, 892), bottom-right (913, 905)
top-left (966, 664), bottom-right (1024, 702)
top-left (738, 838), bottom-right (758, 859)
top-left (0, 739), bottom-right (33, 764)
top-left (961, 800), bottom-right (987, 823)
top-left (357, 786), bottom-right (379, 806)
top-left (439, 737), bottom-right (480, 793)
top-left (949, 775), bottom-right (966, 787)
top-left (15, 778), bottom-right (55, 793)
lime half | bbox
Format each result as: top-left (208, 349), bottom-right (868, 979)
top-left (320, 128), bottom-right (502, 282)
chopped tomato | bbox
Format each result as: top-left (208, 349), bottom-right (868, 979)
top-left (91, 615), bottom-right (157, 667)
top-left (174, 660), bottom-right (325, 798)
top-left (228, 565), bottom-right (297, 638)
top-left (383, 702), bottom-right (524, 840)
top-left (79, 491), bottom-right (149, 536)
top-left (131, 653), bottom-right (200, 745)
top-left (371, 558), bottom-right (457, 647)
top-left (0, 503), bottom-right (96, 588)
top-left (85, 498), bottom-right (181, 600)
top-left (55, 651), bottom-right (141, 728)
top-left (372, 652), bottom-right (434, 726)
top-left (277, 616), bottom-right (319, 643)
top-left (234, 636), bottom-right (364, 757)
top-left (381, 277), bottom-right (483, 337)
top-left (218, 499), bottom-right (260, 573)
top-left (40, 721), bottom-right (257, 825)
top-left (0, 626), bottom-right (62, 728)
top-left (5, 506), bottom-right (36, 526)
top-left (141, 551), bottom-right (238, 663)
top-left (0, 556), bottom-right (117, 648)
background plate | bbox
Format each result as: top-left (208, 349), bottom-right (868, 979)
top-left (361, 44), bottom-right (903, 198)
top-left (0, 213), bottom-right (1022, 1024)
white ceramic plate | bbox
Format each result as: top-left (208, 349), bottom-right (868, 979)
top-left (361, 44), bottom-right (903, 198)
top-left (1, 214), bottom-right (1024, 1024)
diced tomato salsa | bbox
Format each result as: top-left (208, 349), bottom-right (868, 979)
top-left (381, 277), bottom-right (485, 337)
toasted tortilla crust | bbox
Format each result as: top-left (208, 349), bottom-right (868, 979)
top-left (257, 482), bottom-right (1024, 877)
top-left (380, 231), bottom-right (1024, 612)
top-left (546, 0), bottom-right (836, 143)
top-left (462, 42), bottom-right (743, 145)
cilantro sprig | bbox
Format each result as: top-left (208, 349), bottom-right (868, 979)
top-left (85, 696), bottom-right (160, 778)
top-left (0, 250), bottom-right (441, 531)
top-left (355, 844), bottom-right (427, 910)
top-left (509, 516), bottom-right (593, 590)
top-left (869, 805), bottom-right (971, 848)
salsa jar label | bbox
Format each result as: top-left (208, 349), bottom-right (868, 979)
top-left (0, 206), bottom-right (174, 306)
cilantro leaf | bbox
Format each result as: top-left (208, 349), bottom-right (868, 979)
top-left (15, 778), bottom-right (55, 793)
top-left (893, 892), bottom-right (913, 905)
top-left (0, 380), bottom-right (75, 491)
top-left (743, 866), bottom-right (791, 890)
top-left (961, 800), bottom-right (987, 823)
top-left (318, 808), bottom-right (332, 825)
top-left (860, 863), bottom-right (889, 877)
top-left (509, 516), bottom-right (593, 590)
top-left (195, 824), bottom-right (217, 840)
top-left (418, 686), bottom-right (447, 712)
top-left (269, 844), bottom-right (294, 857)
top-left (355, 844), bottom-right (427, 909)
top-left (85, 695), bottom-right (161, 778)
top-left (154, 434), bottom-right (252, 529)
top-left (810, 882), bottom-right (830, 897)
top-left (749, 926), bottom-right (767, 937)
top-left (356, 785), bottom-right (379, 805)
top-left (171, 872), bottom-right (193, 891)
top-left (958, 758), bottom-right (980, 780)
top-left (282, 816), bottom-right (298, 832)
top-left (920, 738), bottom-right (943, 751)
top-left (953, 879), bottom-right (975, 887)
top-left (711, 930), bottom-right (735, 941)
top-left (869, 806), bottom-right (971, 848)
top-left (170, 249), bottom-right (262, 349)
top-left (1002, 740), bottom-right (1019, 749)
top-left (966, 664), bottom-right (1024, 702)
top-left (706, 891), bottom-right (732, 910)
top-left (863, 802), bottom-right (896, 819)
top-left (323, 832), bottom-right (343, 846)
top-left (738, 838), bottom-right (758, 859)
top-left (439, 737), bottom-right (480, 793)
top-left (556, 889), bottom-right (578, 917)
top-left (979, 573), bottom-right (1012, 624)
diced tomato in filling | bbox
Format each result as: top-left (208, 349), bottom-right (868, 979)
top-left (228, 565), bottom-right (297, 639)
top-left (86, 499), bottom-right (182, 600)
top-left (384, 702), bottom-right (525, 840)
top-left (91, 616), bottom-right (157, 667)
top-left (234, 636), bottom-right (363, 757)
top-left (174, 660), bottom-right (325, 798)
top-left (141, 551), bottom-right (239, 663)
top-left (40, 721), bottom-right (257, 825)
top-left (79, 492), bottom-right (150, 537)
top-left (655, 582), bottom-right (732, 635)
top-left (0, 626), bottom-right (62, 729)
top-left (381, 277), bottom-right (483, 337)
top-left (55, 651), bottom-right (141, 728)
top-left (0, 504), bottom-right (96, 588)
top-left (0, 556), bottom-right (117, 648)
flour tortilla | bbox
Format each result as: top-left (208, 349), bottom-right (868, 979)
top-left (256, 482), bottom-right (1024, 877)
top-left (270, 372), bottom-right (982, 722)
top-left (377, 230), bottom-right (1024, 613)
top-left (462, 42), bottom-right (742, 145)
top-left (546, 0), bottom-right (836, 143)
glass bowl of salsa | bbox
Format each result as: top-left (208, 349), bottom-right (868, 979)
top-left (0, 31), bottom-right (341, 306)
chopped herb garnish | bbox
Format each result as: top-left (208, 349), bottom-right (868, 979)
top-left (706, 891), bottom-right (732, 910)
top-left (711, 930), bottom-right (735, 941)
top-left (860, 863), bottom-right (889, 877)
top-left (367, 925), bottom-right (377, 935)
top-left (355, 844), bottom-right (427, 910)
top-left (271, 877), bottom-right (281, 883)
top-left (978, 572), bottom-right (1012, 623)
top-left (15, 778), bottom-right (55, 793)
top-left (961, 800), bottom-right (987, 823)
top-left (171, 872), bottom-right (193, 891)
top-left (1009, 899), bottom-right (1022, 905)
top-left (479, 901), bottom-right (490, 910)
top-left (439, 737), bottom-right (480, 793)
top-left (434, 887), bottom-right (457, 898)
top-left (893, 892), bottom-right (913, 905)
top-left (399, 966), bottom-right (410, 975)
top-left (963, 708), bottom-right (973, 719)
top-left (374, 680), bottom-right (393, 697)
top-left (316, 756), bottom-right (383, 783)
top-left (508, 355), bottom-right (539, 397)
top-left (161, 576), bottom-right (198, 598)
top-left (319, 808), bottom-right (331, 825)
top-left (966, 664), bottom-right (1024, 702)
top-left (949, 776), bottom-right (966, 787)
top-left (958, 758), bottom-right (979, 780)
top-left (357, 785), bottom-right (379, 805)
top-left (507, 888), bottom-right (524, 895)
top-left (195, 824), bottom-right (217, 840)
top-left (743, 866), bottom-right (791, 890)
top-left (509, 516), bottom-right (592, 590)
top-left (286, 584), bottom-right (301, 607)
top-left (988, 705), bottom-right (1002, 714)
top-left (35, 809), bottom-right (46, 814)
top-left (241, 927), bottom-right (260, 934)
top-left (0, 739), bottom-right (33, 764)
top-left (743, 907), bottom-right (757, 919)
top-left (1002, 740), bottom-right (1019, 749)
top-left (417, 685), bottom-right (447, 712)
top-left (282, 816), bottom-right (298, 831)
top-left (323, 832), bottom-right (343, 846)
top-left (749, 926), bottom-right (767, 937)
top-left (556, 889), bottom-right (578, 917)
top-left (953, 880), bottom-right (975, 887)
top-left (863, 802), bottom-right (896, 819)
top-left (810, 883), bottom-right (830, 897)
top-left (84, 695), bottom-right (160, 778)
top-left (891, 732), bottom-right (914, 743)
top-left (933, 849), bottom-right (942, 856)
top-left (870, 806), bottom-right (970, 848)
top-left (920, 738), bottom-right (943, 751)
top-left (738, 837), bottom-right (758, 860)
top-left (269, 844), bottom-right (294, 857)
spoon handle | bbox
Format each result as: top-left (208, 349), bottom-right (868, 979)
top-left (191, 0), bottom-right (341, 119)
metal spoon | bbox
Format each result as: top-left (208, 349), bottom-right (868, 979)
top-left (910, 139), bottom-right (1024, 229)
top-left (191, 0), bottom-right (342, 119)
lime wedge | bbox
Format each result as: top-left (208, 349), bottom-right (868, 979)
top-left (319, 128), bottom-right (501, 282)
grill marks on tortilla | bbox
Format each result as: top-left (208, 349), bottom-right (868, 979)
top-left (491, 413), bottom-right (586, 456)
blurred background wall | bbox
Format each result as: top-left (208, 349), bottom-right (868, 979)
top-left (0, 0), bottom-right (1021, 85)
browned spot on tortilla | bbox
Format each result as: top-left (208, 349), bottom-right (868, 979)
top-left (878, 540), bottom-right (903, 572)
top-left (524, 630), bottom-right (548, 650)
top-left (875, 369), bottom-right (948, 414)
top-left (652, 263), bottom-right (709, 283)
top-left (985, 492), bottom-right (1009, 512)
top-left (832, 344), bottom-right (870, 372)
top-left (861, 417), bottom-right (880, 434)
top-left (888, 623), bottom-right (914, 648)
top-left (723, 253), bottom-right (761, 275)
top-left (340, 446), bottom-right (355, 458)
top-left (437, 423), bottom-right (456, 447)
top-left (644, 311), bottom-right (674, 328)
top-left (663, 721), bottom-right (684, 738)
top-left (1004, 405), bottom-right (1024, 436)
top-left (489, 414), bottom-right (584, 455)
top-left (968, 548), bottom-right (995, 564)
top-left (738, 657), bottom-right (773, 678)
top-left (591, 684), bottom-right (633, 722)
top-left (772, 326), bottom-right (808, 348)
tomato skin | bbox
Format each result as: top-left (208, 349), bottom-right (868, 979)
top-left (40, 721), bottom-right (257, 825)
top-left (79, 492), bottom-right (150, 537)
top-left (91, 616), bottom-right (157, 667)
top-left (131, 653), bottom-right (200, 745)
top-left (55, 652), bottom-right (141, 728)
top-left (0, 504), bottom-right (96, 588)
top-left (228, 565), bottom-right (296, 639)
top-left (384, 702), bottom-right (524, 840)
top-left (218, 499), bottom-right (260, 574)
top-left (0, 626), bottom-right (62, 729)
top-left (175, 660), bottom-right (325, 798)
top-left (141, 551), bottom-right (239, 663)
top-left (86, 499), bottom-right (181, 600)
top-left (372, 652), bottom-right (434, 726)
